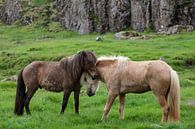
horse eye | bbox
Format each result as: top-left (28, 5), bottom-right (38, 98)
top-left (87, 61), bottom-right (93, 65)
top-left (92, 77), bottom-right (95, 80)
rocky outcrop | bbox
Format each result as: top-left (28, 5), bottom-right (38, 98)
top-left (108, 0), bottom-right (131, 32)
top-left (192, 0), bottom-right (195, 27)
top-left (131, 0), bottom-right (147, 32)
top-left (55, 0), bottom-right (131, 34)
top-left (157, 25), bottom-right (194, 34)
top-left (0, 0), bottom-right (194, 33)
top-left (55, 0), bottom-right (92, 34)
top-left (55, 0), bottom-right (194, 33)
top-left (190, 0), bottom-right (195, 27)
top-left (0, 0), bottom-right (21, 24)
top-left (91, 0), bottom-right (109, 33)
top-left (151, 0), bottom-right (177, 31)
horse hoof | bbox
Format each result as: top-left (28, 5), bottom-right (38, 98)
top-left (60, 111), bottom-right (64, 114)
top-left (101, 116), bottom-right (108, 121)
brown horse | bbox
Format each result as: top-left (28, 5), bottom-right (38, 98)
top-left (14, 51), bottom-right (99, 116)
top-left (89, 56), bottom-right (180, 122)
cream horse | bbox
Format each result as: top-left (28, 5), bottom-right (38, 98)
top-left (80, 72), bottom-right (100, 96)
top-left (89, 56), bottom-right (180, 122)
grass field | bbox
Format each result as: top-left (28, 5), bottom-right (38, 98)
top-left (0, 24), bottom-right (195, 129)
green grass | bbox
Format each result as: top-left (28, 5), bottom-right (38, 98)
top-left (0, 24), bottom-right (195, 129)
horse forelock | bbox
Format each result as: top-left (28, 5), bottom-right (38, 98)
top-left (85, 51), bottom-right (97, 63)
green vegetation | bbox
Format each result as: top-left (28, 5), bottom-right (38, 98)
top-left (0, 24), bottom-right (195, 129)
top-left (32, 0), bottom-right (53, 6)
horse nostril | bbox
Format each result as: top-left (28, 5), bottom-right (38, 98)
top-left (94, 75), bottom-right (99, 79)
top-left (88, 90), bottom-right (95, 97)
top-left (92, 77), bottom-right (95, 80)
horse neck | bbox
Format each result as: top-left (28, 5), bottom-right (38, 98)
top-left (71, 60), bottom-right (84, 81)
top-left (96, 60), bottom-right (117, 82)
top-left (96, 67), bottom-right (106, 82)
top-left (61, 57), bottom-right (84, 82)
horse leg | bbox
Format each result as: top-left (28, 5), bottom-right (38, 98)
top-left (74, 90), bottom-right (80, 114)
top-left (119, 94), bottom-right (125, 119)
top-left (156, 95), bottom-right (169, 122)
top-left (60, 90), bottom-right (71, 114)
top-left (101, 91), bottom-right (117, 120)
top-left (24, 87), bottom-right (38, 115)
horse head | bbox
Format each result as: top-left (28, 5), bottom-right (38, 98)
top-left (79, 51), bottom-right (99, 80)
top-left (81, 72), bottom-right (100, 97)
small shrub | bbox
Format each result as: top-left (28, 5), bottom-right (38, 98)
top-left (185, 58), bottom-right (195, 67)
top-left (48, 22), bottom-right (64, 32)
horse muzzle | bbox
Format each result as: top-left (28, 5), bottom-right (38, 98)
top-left (87, 90), bottom-right (95, 97)
top-left (93, 74), bottom-right (100, 80)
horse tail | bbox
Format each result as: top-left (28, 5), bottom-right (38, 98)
top-left (168, 69), bottom-right (180, 121)
top-left (14, 69), bottom-right (26, 116)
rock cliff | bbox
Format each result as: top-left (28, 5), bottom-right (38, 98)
top-left (0, 0), bottom-right (194, 33)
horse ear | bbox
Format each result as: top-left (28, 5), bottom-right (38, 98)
top-left (95, 61), bottom-right (100, 66)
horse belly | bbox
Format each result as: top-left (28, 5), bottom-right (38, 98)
top-left (41, 81), bottom-right (63, 92)
top-left (120, 82), bottom-right (150, 94)
top-left (127, 85), bottom-right (151, 93)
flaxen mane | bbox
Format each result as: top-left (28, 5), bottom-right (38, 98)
top-left (97, 56), bottom-right (130, 71)
top-left (98, 56), bottom-right (129, 61)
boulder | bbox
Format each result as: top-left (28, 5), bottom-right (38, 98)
top-left (157, 25), bottom-right (194, 35)
top-left (1, 75), bottom-right (17, 82)
top-left (115, 31), bottom-right (140, 39)
top-left (115, 31), bottom-right (150, 40)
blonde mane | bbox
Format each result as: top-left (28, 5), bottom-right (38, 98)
top-left (97, 56), bottom-right (130, 72)
top-left (98, 56), bottom-right (130, 61)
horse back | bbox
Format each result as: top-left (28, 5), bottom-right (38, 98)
top-left (113, 60), bottom-right (171, 94)
top-left (23, 61), bottom-right (65, 91)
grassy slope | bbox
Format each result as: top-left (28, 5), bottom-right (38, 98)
top-left (0, 24), bottom-right (195, 129)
